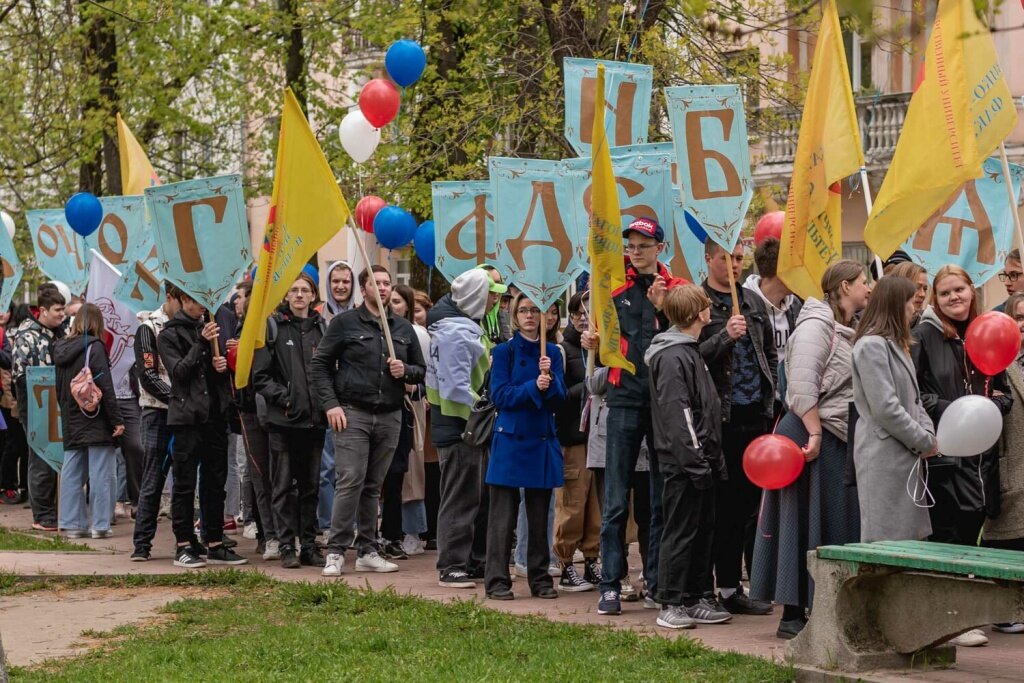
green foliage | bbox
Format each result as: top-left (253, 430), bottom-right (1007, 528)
top-left (0, 526), bottom-right (95, 552)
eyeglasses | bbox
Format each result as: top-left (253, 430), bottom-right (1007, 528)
top-left (998, 271), bottom-right (1023, 283)
top-left (289, 287), bottom-right (313, 295)
top-left (624, 243), bottom-right (658, 253)
top-left (517, 307), bottom-right (542, 316)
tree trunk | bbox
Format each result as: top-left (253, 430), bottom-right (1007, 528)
top-left (78, 0), bottom-right (119, 195)
top-left (279, 0), bottom-right (307, 112)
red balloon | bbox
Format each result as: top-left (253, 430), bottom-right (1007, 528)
top-left (742, 434), bottom-right (805, 490)
top-left (358, 79), bottom-right (400, 129)
top-left (355, 195), bottom-right (386, 233)
top-left (754, 211), bottom-right (785, 246)
top-left (965, 311), bottom-right (1020, 376)
top-left (226, 345), bottom-right (238, 373)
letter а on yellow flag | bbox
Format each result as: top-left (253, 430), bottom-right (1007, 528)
top-left (116, 113), bottom-right (161, 195)
top-left (235, 88), bottom-right (352, 387)
top-left (777, 0), bottom-right (863, 300)
top-left (588, 63), bottom-right (635, 375)
top-left (863, 0), bottom-right (1017, 259)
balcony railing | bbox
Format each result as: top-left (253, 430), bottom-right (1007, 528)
top-left (759, 92), bottom-right (911, 166)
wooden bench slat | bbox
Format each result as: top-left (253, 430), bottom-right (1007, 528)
top-left (817, 542), bottom-right (1024, 581)
top-left (868, 540), bottom-right (1024, 565)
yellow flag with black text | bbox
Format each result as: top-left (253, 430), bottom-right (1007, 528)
top-left (863, 0), bottom-right (1017, 259)
top-left (235, 88), bottom-right (352, 387)
top-left (778, 0), bottom-right (863, 300)
top-left (588, 63), bottom-right (635, 375)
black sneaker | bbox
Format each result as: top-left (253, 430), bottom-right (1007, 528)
top-left (468, 565), bottom-right (486, 582)
top-left (221, 535), bottom-right (238, 549)
top-left (776, 617), bottom-right (807, 640)
top-left (438, 570), bottom-right (475, 588)
top-left (424, 539), bottom-right (437, 551)
top-left (721, 587), bottom-right (773, 616)
top-left (189, 536), bottom-right (208, 557)
top-left (583, 558), bottom-right (602, 585)
top-left (382, 540), bottom-right (408, 560)
top-left (281, 548), bottom-right (301, 569)
top-left (207, 544), bottom-right (248, 565)
top-left (597, 590), bottom-right (621, 615)
top-left (130, 548), bottom-right (150, 562)
top-left (300, 549), bottom-right (326, 568)
top-left (558, 564), bottom-right (594, 592)
top-left (173, 546), bottom-right (207, 569)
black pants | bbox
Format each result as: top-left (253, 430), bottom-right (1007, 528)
top-left (658, 471), bottom-right (715, 606)
top-left (170, 422), bottom-right (228, 545)
top-left (28, 448), bottom-right (58, 526)
top-left (436, 442), bottom-right (486, 575)
top-left (268, 427), bottom-right (323, 552)
top-left (711, 406), bottom-right (767, 591)
top-left (424, 460), bottom-right (440, 541)
top-left (240, 412), bottom-right (276, 542)
top-left (380, 470), bottom-right (405, 543)
top-left (485, 485), bottom-right (553, 595)
top-left (0, 410), bottom-right (27, 492)
top-left (132, 408), bottom-right (172, 552)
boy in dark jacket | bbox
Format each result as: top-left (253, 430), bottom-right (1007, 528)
top-left (253, 273), bottom-right (326, 569)
top-left (646, 284), bottom-right (731, 629)
top-left (157, 291), bottom-right (246, 569)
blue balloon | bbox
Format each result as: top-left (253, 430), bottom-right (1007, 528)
top-left (64, 192), bottom-right (103, 237)
top-left (373, 206), bottom-right (417, 250)
top-left (684, 210), bottom-right (708, 244)
top-left (413, 220), bottom-right (435, 268)
top-left (301, 263), bottom-right (320, 289)
top-left (385, 40), bottom-right (426, 88)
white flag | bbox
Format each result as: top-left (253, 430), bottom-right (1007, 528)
top-left (87, 250), bottom-right (139, 399)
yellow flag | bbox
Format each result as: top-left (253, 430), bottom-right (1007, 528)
top-left (863, 0), bottom-right (1017, 259)
top-left (235, 88), bottom-right (352, 387)
top-left (588, 63), bottom-right (635, 375)
top-left (116, 113), bottom-right (161, 195)
top-left (778, 0), bottom-right (864, 300)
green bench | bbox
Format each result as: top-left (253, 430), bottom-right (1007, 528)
top-left (788, 540), bottom-right (1024, 673)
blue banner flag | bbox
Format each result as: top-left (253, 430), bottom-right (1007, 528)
top-left (27, 209), bottom-right (90, 294)
top-left (147, 174), bottom-right (252, 312)
top-left (0, 215), bottom-right (23, 313)
top-left (901, 157), bottom-right (1024, 287)
top-left (85, 196), bottom-right (147, 270)
top-left (666, 84), bottom-right (754, 251)
top-left (113, 239), bottom-right (163, 314)
top-left (489, 157), bottom-right (585, 309)
top-left (564, 59), bottom-right (653, 157)
top-left (663, 188), bottom-right (709, 284)
top-left (26, 366), bottom-right (62, 473)
top-left (430, 181), bottom-right (497, 283)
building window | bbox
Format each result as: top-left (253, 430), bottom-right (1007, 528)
top-left (842, 29), bottom-right (873, 94)
top-left (394, 252), bottom-right (411, 285)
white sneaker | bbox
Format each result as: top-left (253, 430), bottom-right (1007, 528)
top-left (514, 563), bottom-right (528, 578)
top-left (402, 534), bottom-right (425, 556)
top-left (242, 522), bottom-right (258, 540)
top-left (548, 563), bottom-right (561, 577)
top-left (90, 529), bottom-right (113, 539)
top-left (355, 551), bottom-right (399, 573)
top-left (993, 622), bottom-right (1024, 634)
top-left (949, 628), bottom-right (989, 647)
top-left (262, 539), bottom-right (281, 561)
top-left (322, 553), bottom-right (344, 577)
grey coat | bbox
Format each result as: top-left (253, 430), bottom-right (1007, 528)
top-left (984, 361), bottom-right (1024, 541)
top-left (852, 335), bottom-right (935, 542)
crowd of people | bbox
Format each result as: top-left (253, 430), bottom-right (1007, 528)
top-left (1, 216), bottom-right (1023, 642)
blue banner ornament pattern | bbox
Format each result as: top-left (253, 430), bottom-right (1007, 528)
top-left (431, 181), bottom-right (497, 284)
top-left (666, 84), bottom-right (754, 251)
top-left (0, 214), bottom-right (23, 313)
top-left (27, 208), bottom-right (90, 295)
top-left (564, 58), bottom-right (653, 157)
top-left (489, 157), bottom-right (586, 310)
top-left (147, 174), bottom-right (252, 312)
top-left (901, 157), bottom-right (1024, 287)
top-left (26, 366), bottom-right (62, 473)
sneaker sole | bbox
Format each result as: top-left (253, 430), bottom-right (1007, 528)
top-left (207, 558), bottom-right (248, 566)
top-left (130, 555), bottom-right (149, 562)
top-left (173, 560), bottom-right (207, 569)
top-left (597, 607), bottom-right (621, 616)
top-left (656, 617), bottom-right (696, 630)
top-left (726, 606), bottom-right (774, 616)
top-left (993, 624), bottom-right (1024, 634)
top-left (356, 564), bottom-right (398, 573)
top-left (322, 569), bottom-right (343, 577)
top-left (691, 615), bottom-right (733, 624)
top-left (557, 583), bottom-right (594, 592)
top-left (438, 580), bottom-right (475, 588)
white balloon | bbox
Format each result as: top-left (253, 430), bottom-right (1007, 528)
top-left (0, 211), bottom-right (14, 239)
top-left (935, 394), bottom-right (1003, 457)
top-left (338, 110), bottom-right (381, 163)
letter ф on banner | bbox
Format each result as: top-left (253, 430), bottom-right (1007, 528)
top-left (26, 366), bottom-right (62, 473)
top-left (431, 181), bottom-right (498, 283)
top-left (903, 157), bottom-right (1024, 286)
top-left (27, 209), bottom-right (90, 295)
top-left (147, 174), bottom-right (252, 313)
top-left (564, 58), bottom-right (653, 158)
top-left (489, 158), bottom-right (586, 310)
top-left (665, 84), bottom-right (754, 251)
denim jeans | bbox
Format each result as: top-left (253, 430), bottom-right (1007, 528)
top-left (401, 500), bottom-right (428, 536)
top-left (598, 406), bottom-right (663, 598)
top-left (317, 430), bottom-right (335, 531)
top-left (59, 445), bottom-right (117, 532)
top-left (514, 491), bottom-right (555, 567)
top-left (224, 432), bottom-right (242, 521)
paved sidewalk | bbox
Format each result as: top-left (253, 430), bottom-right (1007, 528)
top-left (2, 503), bottom-right (1022, 681)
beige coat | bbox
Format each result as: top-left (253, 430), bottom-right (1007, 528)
top-left (983, 361), bottom-right (1024, 541)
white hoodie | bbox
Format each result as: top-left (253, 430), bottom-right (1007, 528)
top-left (743, 274), bottom-right (799, 358)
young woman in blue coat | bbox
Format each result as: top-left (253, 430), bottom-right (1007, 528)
top-left (484, 292), bottom-right (567, 600)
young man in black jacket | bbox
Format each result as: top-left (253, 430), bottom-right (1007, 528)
top-left (158, 291), bottom-right (247, 569)
top-left (253, 273), bottom-right (326, 569)
top-left (647, 285), bottom-right (732, 629)
top-left (699, 240), bottom-right (776, 615)
top-left (311, 265), bottom-right (426, 577)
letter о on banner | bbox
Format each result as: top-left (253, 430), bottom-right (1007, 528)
top-left (26, 366), bottom-right (62, 473)
top-left (663, 188), bottom-right (709, 284)
top-left (0, 213), bottom-right (23, 313)
top-left (27, 209), bottom-right (90, 295)
top-left (666, 84), bottom-right (753, 251)
top-left (564, 58), bottom-right (653, 157)
top-left (902, 157), bottom-right (1024, 286)
top-left (430, 181), bottom-right (497, 283)
top-left (147, 174), bottom-right (252, 312)
top-left (85, 196), bottom-right (147, 270)
top-left (489, 157), bottom-right (586, 309)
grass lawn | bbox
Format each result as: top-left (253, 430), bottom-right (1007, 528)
top-left (7, 572), bottom-right (792, 682)
top-left (0, 526), bottom-right (94, 552)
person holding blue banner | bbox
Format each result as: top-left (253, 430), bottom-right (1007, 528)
top-left (53, 304), bottom-right (124, 539)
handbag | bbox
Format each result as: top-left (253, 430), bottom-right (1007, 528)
top-left (70, 342), bottom-right (102, 418)
top-left (462, 346), bottom-right (515, 448)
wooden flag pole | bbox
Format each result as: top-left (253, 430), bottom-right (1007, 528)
top-left (860, 167), bottom-right (886, 278)
top-left (998, 143), bottom-right (1024, 262)
top-left (725, 252), bottom-right (741, 316)
top-left (347, 219), bottom-right (396, 360)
